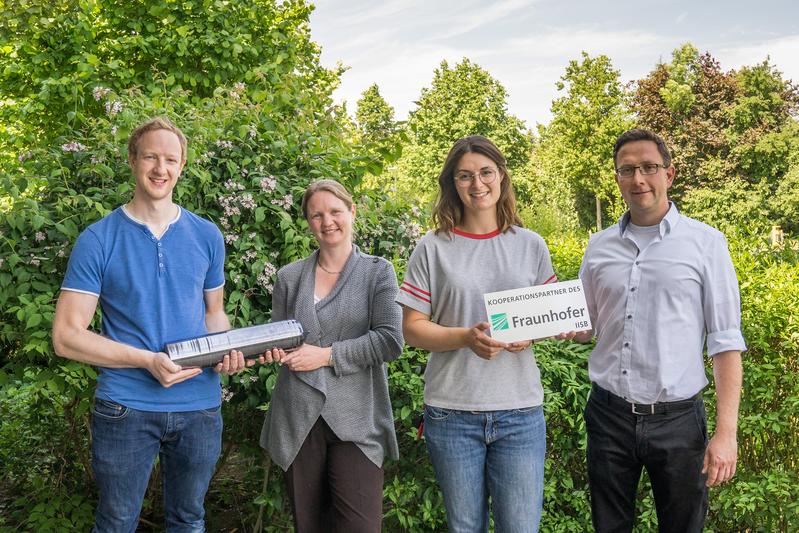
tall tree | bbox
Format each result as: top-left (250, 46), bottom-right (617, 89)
top-left (538, 52), bottom-right (632, 230)
top-left (634, 44), bottom-right (799, 232)
top-left (398, 59), bottom-right (532, 197)
top-left (356, 84), bottom-right (398, 143)
top-left (0, 0), bottom-right (336, 163)
top-left (633, 44), bottom-right (739, 199)
top-left (354, 83), bottom-right (403, 177)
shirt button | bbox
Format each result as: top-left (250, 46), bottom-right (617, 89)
top-left (158, 253), bottom-right (163, 257)
top-left (157, 243), bottom-right (162, 247)
top-left (630, 287), bottom-right (636, 292)
top-left (624, 342), bottom-right (630, 347)
top-left (627, 314), bottom-right (632, 319)
top-left (635, 261), bottom-right (640, 265)
top-left (159, 263), bottom-right (164, 267)
top-left (622, 370), bottom-right (628, 375)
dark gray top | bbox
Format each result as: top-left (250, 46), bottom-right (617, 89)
top-left (259, 245), bottom-right (403, 470)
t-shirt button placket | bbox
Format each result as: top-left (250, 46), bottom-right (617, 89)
top-left (157, 242), bottom-right (165, 274)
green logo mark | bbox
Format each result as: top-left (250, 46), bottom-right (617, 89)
top-left (491, 313), bottom-right (509, 331)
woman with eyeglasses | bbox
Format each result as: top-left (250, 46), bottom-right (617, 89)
top-left (397, 136), bottom-right (556, 533)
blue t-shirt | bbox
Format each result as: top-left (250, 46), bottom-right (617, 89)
top-left (61, 206), bottom-right (225, 411)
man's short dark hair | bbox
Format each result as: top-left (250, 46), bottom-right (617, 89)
top-left (613, 129), bottom-right (672, 168)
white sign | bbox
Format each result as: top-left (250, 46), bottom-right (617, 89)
top-left (484, 279), bottom-right (592, 343)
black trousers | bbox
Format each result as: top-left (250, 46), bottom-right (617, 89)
top-left (584, 385), bottom-right (709, 533)
top-left (284, 417), bottom-right (384, 533)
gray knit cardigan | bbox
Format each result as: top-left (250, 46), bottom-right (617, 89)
top-left (259, 245), bottom-right (403, 470)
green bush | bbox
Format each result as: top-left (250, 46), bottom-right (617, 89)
top-left (0, 65), bottom-right (403, 528)
top-left (1, 2), bottom-right (798, 527)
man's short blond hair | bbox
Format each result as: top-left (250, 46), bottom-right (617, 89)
top-left (127, 117), bottom-right (188, 163)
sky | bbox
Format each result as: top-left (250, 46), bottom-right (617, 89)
top-left (309, 0), bottom-right (799, 129)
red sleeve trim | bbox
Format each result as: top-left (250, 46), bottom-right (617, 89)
top-left (543, 274), bottom-right (558, 284)
top-left (400, 285), bottom-right (432, 304)
top-left (402, 281), bottom-right (431, 296)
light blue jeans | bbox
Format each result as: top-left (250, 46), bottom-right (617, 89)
top-left (424, 404), bottom-right (545, 533)
top-left (90, 398), bottom-right (223, 533)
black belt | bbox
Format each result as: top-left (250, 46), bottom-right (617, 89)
top-left (590, 383), bottom-right (702, 416)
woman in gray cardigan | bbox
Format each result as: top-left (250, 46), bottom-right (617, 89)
top-left (259, 179), bottom-right (403, 533)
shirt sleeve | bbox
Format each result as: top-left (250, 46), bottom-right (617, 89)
top-left (703, 233), bottom-right (747, 356)
top-left (61, 229), bottom-right (104, 296)
top-left (204, 226), bottom-right (226, 291)
top-left (579, 237), bottom-right (597, 329)
top-left (396, 239), bottom-right (432, 316)
top-left (332, 260), bottom-right (404, 376)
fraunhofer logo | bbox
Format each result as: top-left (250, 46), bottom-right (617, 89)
top-left (491, 313), bottom-right (509, 330)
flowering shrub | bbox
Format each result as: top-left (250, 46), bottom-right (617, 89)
top-left (0, 71), bottom-right (414, 527)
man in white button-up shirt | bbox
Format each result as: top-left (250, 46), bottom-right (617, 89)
top-left (565, 129), bottom-right (746, 533)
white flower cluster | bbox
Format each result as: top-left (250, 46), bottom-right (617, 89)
top-left (221, 387), bottom-right (234, 402)
top-left (257, 261), bottom-right (278, 293)
top-left (197, 151), bottom-right (215, 164)
top-left (92, 86), bottom-right (111, 101)
top-left (259, 175), bottom-right (277, 192)
top-left (219, 185), bottom-right (257, 220)
top-left (225, 233), bottom-right (239, 244)
top-left (61, 141), bottom-right (87, 152)
top-left (224, 179), bottom-right (246, 191)
top-left (405, 218), bottom-right (423, 245)
top-left (239, 193), bottom-right (256, 210)
top-left (229, 82), bottom-right (246, 100)
top-left (34, 231), bottom-right (46, 242)
top-left (270, 194), bottom-right (293, 210)
top-left (17, 151), bottom-right (33, 162)
top-left (215, 140), bottom-right (234, 150)
top-left (105, 100), bottom-right (123, 117)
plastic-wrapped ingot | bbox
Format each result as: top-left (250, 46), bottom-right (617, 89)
top-left (164, 320), bottom-right (306, 368)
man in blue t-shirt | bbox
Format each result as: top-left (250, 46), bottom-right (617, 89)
top-left (52, 117), bottom-right (252, 532)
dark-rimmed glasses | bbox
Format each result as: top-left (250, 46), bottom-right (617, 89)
top-left (615, 163), bottom-right (667, 179)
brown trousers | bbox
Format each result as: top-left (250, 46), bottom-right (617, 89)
top-left (284, 417), bottom-right (384, 533)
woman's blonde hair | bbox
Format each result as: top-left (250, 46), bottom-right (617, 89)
top-left (300, 179), bottom-right (354, 219)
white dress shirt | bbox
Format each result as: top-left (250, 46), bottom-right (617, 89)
top-left (579, 204), bottom-right (746, 403)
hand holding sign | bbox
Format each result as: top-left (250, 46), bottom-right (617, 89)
top-left (484, 280), bottom-right (592, 343)
top-left (554, 330), bottom-right (593, 342)
top-left (466, 322), bottom-right (508, 360)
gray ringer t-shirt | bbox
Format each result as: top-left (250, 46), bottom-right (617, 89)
top-left (397, 226), bottom-right (556, 410)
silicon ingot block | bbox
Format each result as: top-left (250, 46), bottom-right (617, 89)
top-left (165, 320), bottom-right (306, 367)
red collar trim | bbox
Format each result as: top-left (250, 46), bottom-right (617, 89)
top-left (452, 227), bottom-right (502, 239)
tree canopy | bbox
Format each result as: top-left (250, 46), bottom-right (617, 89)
top-left (399, 58), bottom-right (532, 197)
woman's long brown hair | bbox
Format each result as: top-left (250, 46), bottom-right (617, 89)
top-left (431, 135), bottom-right (522, 235)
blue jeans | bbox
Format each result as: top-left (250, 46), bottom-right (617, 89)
top-left (424, 404), bottom-right (546, 533)
top-left (91, 398), bottom-right (223, 533)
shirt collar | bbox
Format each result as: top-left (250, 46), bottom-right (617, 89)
top-left (618, 202), bottom-right (680, 239)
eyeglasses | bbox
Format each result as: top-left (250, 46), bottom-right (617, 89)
top-left (454, 168), bottom-right (498, 187)
top-left (615, 163), bottom-right (667, 179)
